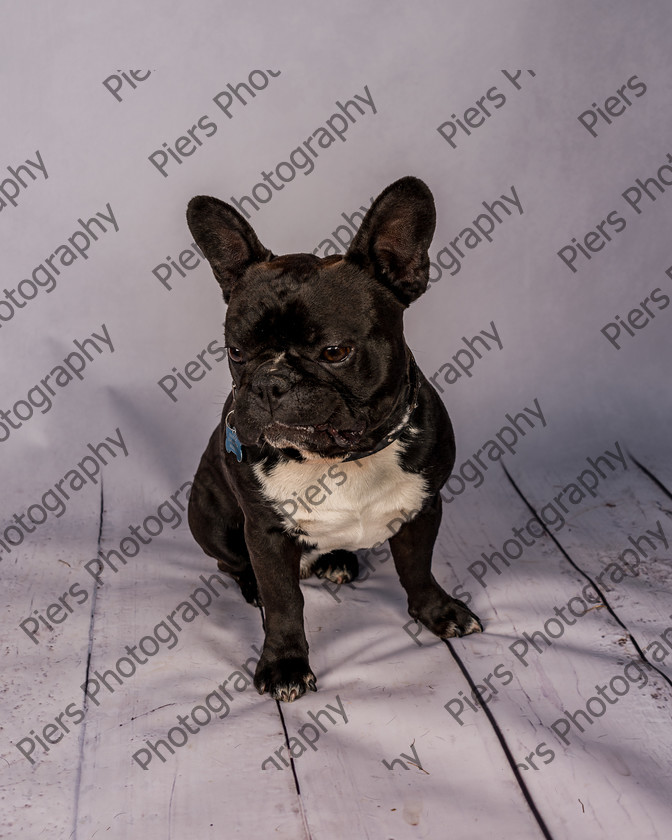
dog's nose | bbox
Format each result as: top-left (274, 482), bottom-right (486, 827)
top-left (252, 366), bottom-right (296, 406)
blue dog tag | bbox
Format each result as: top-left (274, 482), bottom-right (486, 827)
top-left (225, 414), bottom-right (243, 462)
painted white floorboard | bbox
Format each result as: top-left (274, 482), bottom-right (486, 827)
top-left (507, 451), bottom-right (672, 679)
top-left (71, 534), bottom-right (309, 840)
top-left (285, 567), bottom-right (545, 839)
top-left (628, 447), bottom-right (672, 498)
top-left (4, 456), bottom-right (672, 838)
top-left (2, 495), bottom-right (101, 837)
top-left (437, 465), bottom-right (672, 839)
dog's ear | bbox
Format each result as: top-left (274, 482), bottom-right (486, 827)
top-left (345, 176), bottom-right (436, 305)
top-left (186, 196), bottom-right (272, 302)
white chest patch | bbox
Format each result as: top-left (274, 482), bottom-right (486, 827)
top-left (252, 439), bottom-right (428, 573)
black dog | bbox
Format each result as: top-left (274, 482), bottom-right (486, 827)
top-left (186, 176), bottom-right (482, 702)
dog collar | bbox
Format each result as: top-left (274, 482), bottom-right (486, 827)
top-left (221, 353), bottom-right (420, 464)
top-left (341, 352), bottom-right (420, 462)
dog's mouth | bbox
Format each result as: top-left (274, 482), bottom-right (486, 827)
top-left (263, 420), bottom-right (365, 451)
top-left (315, 422), bottom-right (365, 447)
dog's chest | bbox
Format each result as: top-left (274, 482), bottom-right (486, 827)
top-left (253, 440), bottom-right (428, 556)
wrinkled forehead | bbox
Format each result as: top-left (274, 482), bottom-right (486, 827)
top-left (225, 254), bottom-right (376, 344)
top-left (251, 253), bottom-right (340, 297)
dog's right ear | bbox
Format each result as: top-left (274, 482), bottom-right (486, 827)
top-left (186, 196), bottom-right (273, 302)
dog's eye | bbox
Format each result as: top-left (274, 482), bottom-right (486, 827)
top-left (320, 345), bottom-right (352, 363)
top-left (227, 347), bottom-right (245, 363)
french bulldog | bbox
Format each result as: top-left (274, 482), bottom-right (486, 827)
top-left (186, 176), bottom-right (482, 703)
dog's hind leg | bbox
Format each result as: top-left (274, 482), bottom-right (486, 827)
top-left (188, 429), bottom-right (259, 605)
top-left (310, 550), bottom-right (359, 584)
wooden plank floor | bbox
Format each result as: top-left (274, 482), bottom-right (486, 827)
top-left (3, 446), bottom-right (672, 839)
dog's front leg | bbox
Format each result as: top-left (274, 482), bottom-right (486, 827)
top-left (245, 521), bottom-right (317, 702)
top-left (389, 493), bottom-right (483, 639)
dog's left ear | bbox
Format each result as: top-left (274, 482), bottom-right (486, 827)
top-left (186, 196), bottom-right (273, 302)
top-left (345, 176), bottom-right (436, 305)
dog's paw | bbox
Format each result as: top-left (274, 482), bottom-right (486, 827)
top-left (254, 656), bottom-right (317, 702)
top-left (414, 596), bottom-right (483, 639)
top-left (311, 550), bottom-right (359, 584)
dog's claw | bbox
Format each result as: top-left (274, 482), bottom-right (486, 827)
top-left (255, 657), bottom-right (317, 702)
top-left (312, 550), bottom-right (359, 584)
top-left (441, 614), bottom-right (483, 638)
top-left (271, 682), bottom-right (306, 703)
top-left (412, 594), bottom-right (483, 641)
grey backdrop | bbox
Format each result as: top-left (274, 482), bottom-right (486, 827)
top-left (4, 1), bottom-right (670, 526)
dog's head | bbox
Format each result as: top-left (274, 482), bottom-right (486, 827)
top-left (186, 177), bottom-right (435, 459)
